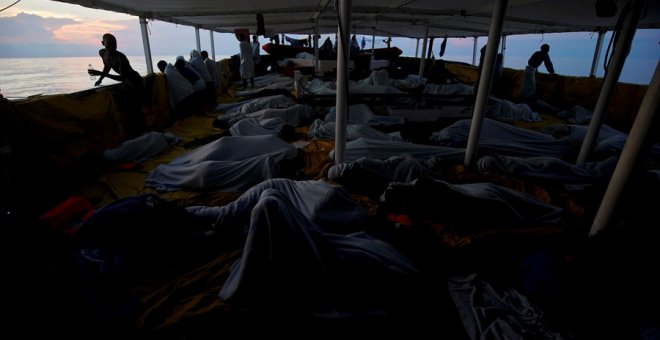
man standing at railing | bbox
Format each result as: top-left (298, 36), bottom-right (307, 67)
top-left (88, 33), bottom-right (145, 137)
top-left (519, 44), bottom-right (556, 99)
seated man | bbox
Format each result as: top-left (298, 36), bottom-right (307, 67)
top-left (158, 59), bottom-right (204, 117)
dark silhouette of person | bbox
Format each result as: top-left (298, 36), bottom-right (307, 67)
top-left (528, 44), bottom-right (555, 75)
top-left (383, 36), bottom-right (392, 48)
top-left (252, 35), bottom-right (261, 75)
top-left (319, 37), bottom-right (335, 59)
top-left (157, 60), bottom-right (167, 73)
top-left (519, 44), bottom-right (555, 100)
top-left (158, 59), bottom-right (204, 117)
top-left (350, 35), bottom-right (360, 53)
top-left (88, 33), bottom-right (145, 137)
top-left (201, 50), bottom-right (221, 93)
top-left (174, 56), bottom-right (204, 91)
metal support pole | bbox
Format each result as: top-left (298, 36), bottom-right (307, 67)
top-left (415, 38), bottom-right (420, 59)
top-left (210, 30), bottom-right (216, 60)
top-left (139, 17), bottom-right (153, 74)
top-left (577, 0), bottom-right (646, 164)
top-left (195, 27), bottom-right (201, 53)
top-left (590, 61), bottom-right (660, 236)
top-left (314, 21), bottom-right (320, 74)
top-left (589, 30), bottom-right (606, 77)
top-left (464, 0), bottom-right (508, 167)
top-left (417, 25), bottom-right (429, 85)
top-left (334, 0), bottom-right (351, 164)
top-left (370, 30), bottom-right (376, 67)
top-left (500, 35), bottom-right (507, 65)
top-left (472, 36), bottom-right (478, 66)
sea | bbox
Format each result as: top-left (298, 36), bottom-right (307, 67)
top-left (0, 52), bottom-right (653, 99)
top-left (0, 55), bottom-right (228, 99)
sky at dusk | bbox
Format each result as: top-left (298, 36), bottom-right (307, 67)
top-left (1, 0), bottom-right (658, 84)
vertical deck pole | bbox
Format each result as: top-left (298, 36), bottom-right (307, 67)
top-left (472, 36), bottom-right (478, 65)
top-left (334, 0), bottom-right (352, 164)
top-left (590, 61), bottom-right (660, 235)
top-left (195, 27), bottom-right (201, 53)
top-left (464, 0), bottom-right (508, 167)
top-left (139, 17), bottom-right (153, 74)
top-left (577, 0), bottom-right (646, 164)
top-left (589, 30), bottom-right (605, 77)
top-left (210, 30), bottom-right (216, 61)
top-left (417, 25), bottom-right (429, 85)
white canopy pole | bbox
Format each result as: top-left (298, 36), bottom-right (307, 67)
top-left (139, 17), bottom-right (153, 74)
top-left (334, 0), bottom-right (351, 164)
top-left (589, 30), bottom-right (606, 77)
top-left (314, 20), bottom-right (320, 75)
top-left (500, 34), bottom-right (507, 65)
top-left (194, 27), bottom-right (201, 53)
top-left (577, 0), bottom-right (646, 164)
top-left (590, 61), bottom-right (660, 236)
top-left (415, 38), bottom-right (420, 59)
top-left (370, 30), bottom-right (376, 68)
top-left (464, 0), bottom-right (508, 167)
top-left (210, 30), bottom-right (216, 60)
top-left (472, 36), bottom-right (478, 65)
top-left (417, 25), bottom-right (429, 86)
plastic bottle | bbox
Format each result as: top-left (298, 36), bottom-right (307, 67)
top-left (88, 64), bottom-right (96, 81)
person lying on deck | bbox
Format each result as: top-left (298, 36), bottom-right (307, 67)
top-left (184, 178), bottom-right (421, 312)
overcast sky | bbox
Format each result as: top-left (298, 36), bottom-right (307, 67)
top-left (1, 0), bottom-right (658, 84)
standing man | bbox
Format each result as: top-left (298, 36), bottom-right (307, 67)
top-left (519, 44), bottom-right (555, 99)
top-left (252, 35), bottom-right (261, 76)
top-left (237, 31), bottom-right (255, 89)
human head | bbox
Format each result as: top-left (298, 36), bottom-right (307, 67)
top-left (102, 33), bottom-right (117, 51)
top-left (174, 56), bottom-right (185, 69)
top-left (157, 60), bottom-right (167, 73)
top-left (190, 49), bottom-right (201, 59)
top-left (201, 51), bottom-right (208, 59)
top-left (541, 44), bottom-right (550, 52)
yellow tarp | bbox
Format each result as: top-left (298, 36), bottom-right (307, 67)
top-left (446, 62), bottom-right (648, 132)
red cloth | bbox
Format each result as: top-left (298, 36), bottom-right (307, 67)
top-left (40, 196), bottom-right (95, 232)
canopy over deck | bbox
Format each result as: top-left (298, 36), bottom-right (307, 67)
top-left (52, 0), bottom-right (660, 38)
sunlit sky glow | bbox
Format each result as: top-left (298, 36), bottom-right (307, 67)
top-left (0, 0), bottom-right (658, 84)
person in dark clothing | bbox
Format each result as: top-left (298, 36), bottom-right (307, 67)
top-left (350, 35), bottom-right (360, 53)
top-left (319, 37), bottom-right (335, 59)
top-left (156, 60), bottom-right (167, 73)
top-left (528, 44), bottom-right (555, 75)
top-left (383, 36), bottom-right (392, 48)
top-left (174, 57), bottom-right (202, 88)
top-left (88, 33), bottom-right (145, 137)
top-left (171, 57), bottom-right (207, 116)
top-left (519, 44), bottom-right (555, 99)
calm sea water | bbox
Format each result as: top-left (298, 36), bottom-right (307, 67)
top-left (0, 55), bottom-right (229, 99)
top-left (1, 52), bottom-right (652, 99)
